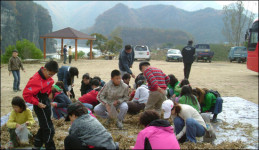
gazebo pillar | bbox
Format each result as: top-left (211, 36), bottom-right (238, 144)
top-left (75, 39), bottom-right (78, 61)
top-left (43, 38), bottom-right (46, 60)
top-left (90, 40), bottom-right (93, 59)
top-left (61, 38), bottom-right (64, 60)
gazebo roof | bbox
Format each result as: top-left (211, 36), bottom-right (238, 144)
top-left (40, 27), bottom-right (95, 40)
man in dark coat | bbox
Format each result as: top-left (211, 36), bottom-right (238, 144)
top-left (182, 40), bottom-right (196, 79)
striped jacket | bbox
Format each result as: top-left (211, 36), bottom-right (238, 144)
top-left (143, 67), bottom-right (170, 91)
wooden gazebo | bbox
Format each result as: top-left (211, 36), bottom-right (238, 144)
top-left (40, 27), bottom-right (96, 61)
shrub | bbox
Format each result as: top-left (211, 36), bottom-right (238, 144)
top-left (72, 51), bottom-right (85, 59)
top-left (2, 39), bottom-right (43, 63)
top-left (87, 51), bottom-right (96, 58)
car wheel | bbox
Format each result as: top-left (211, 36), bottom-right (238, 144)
top-left (166, 58), bottom-right (169, 62)
top-left (146, 58), bottom-right (150, 61)
top-left (238, 58), bottom-right (241, 63)
top-left (230, 59), bottom-right (232, 62)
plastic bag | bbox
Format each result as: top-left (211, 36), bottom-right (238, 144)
top-left (109, 104), bottom-right (118, 119)
top-left (15, 123), bottom-right (29, 145)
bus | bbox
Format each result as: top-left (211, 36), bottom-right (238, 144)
top-left (246, 19), bottom-right (258, 72)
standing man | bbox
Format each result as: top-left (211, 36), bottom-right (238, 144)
top-left (119, 45), bottom-right (135, 78)
top-left (63, 45), bottom-right (68, 64)
top-left (139, 62), bottom-right (170, 115)
top-left (8, 49), bottom-right (25, 92)
top-left (182, 40), bottom-right (196, 80)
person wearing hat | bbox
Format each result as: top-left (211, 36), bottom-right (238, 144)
top-left (162, 100), bottom-right (206, 143)
top-left (50, 81), bottom-right (72, 119)
top-left (8, 49), bottom-right (25, 92)
top-left (181, 40), bottom-right (196, 79)
top-left (139, 61), bottom-right (170, 115)
top-left (64, 102), bottom-right (117, 149)
top-left (57, 66), bottom-right (79, 99)
top-left (130, 110), bottom-right (180, 149)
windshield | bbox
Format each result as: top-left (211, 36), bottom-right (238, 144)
top-left (168, 50), bottom-right (180, 54)
top-left (196, 44), bottom-right (210, 49)
top-left (234, 47), bottom-right (247, 54)
top-left (248, 21), bottom-right (258, 51)
top-left (135, 46), bottom-right (147, 51)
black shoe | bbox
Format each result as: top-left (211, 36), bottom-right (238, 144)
top-left (211, 114), bottom-right (218, 123)
top-left (17, 89), bottom-right (22, 91)
top-left (13, 90), bottom-right (17, 92)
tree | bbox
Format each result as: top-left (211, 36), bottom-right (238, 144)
top-left (86, 33), bottom-right (107, 54)
top-left (222, 1), bottom-right (255, 46)
top-left (105, 36), bottom-right (123, 54)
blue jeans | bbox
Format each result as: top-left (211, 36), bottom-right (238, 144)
top-left (211, 97), bottom-right (223, 114)
top-left (12, 70), bottom-right (20, 91)
top-left (174, 117), bottom-right (205, 143)
top-left (52, 107), bottom-right (67, 119)
top-left (82, 103), bottom-right (93, 110)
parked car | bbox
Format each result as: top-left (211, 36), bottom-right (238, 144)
top-left (228, 46), bottom-right (247, 63)
top-left (134, 45), bottom-right (151, 61)
top-left (195, 44), bottom-right (214, 63)
top-left (166, 49), bottom-right (182, 62)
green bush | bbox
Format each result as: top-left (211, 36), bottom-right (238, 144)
top-left (72, 51), bottom-right (85, 59)
top-left (2, 39), bottom-right (43, 63)
top-left (87, 51), bottom-right (96, 58)
top-left (210, 44), bottom-right (232, 61)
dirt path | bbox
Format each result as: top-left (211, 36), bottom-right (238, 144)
top-left (1, 59), bottom-right (258, 116)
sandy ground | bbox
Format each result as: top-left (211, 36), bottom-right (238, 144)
top-left (1, 59), bottom-right (258, 116)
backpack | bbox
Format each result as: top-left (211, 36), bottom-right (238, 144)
top-left (208, 90), bottom-right (221, 98)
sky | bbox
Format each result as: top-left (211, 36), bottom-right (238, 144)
top-left (216, 1), bottom-right (258, 14)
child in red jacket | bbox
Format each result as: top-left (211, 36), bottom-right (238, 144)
top-left (78, 79), bottom-right (101, 110)
top-left (23, 61), bottom-right (58, 150)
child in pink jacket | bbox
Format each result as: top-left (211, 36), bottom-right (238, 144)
top-left (131, 110), bottom-right (180, 149)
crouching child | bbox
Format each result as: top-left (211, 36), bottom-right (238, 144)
top-left (94, 69), bottom-right (129, 129)
top-left (7, 96), bottom-right (35, 148)
top-left (50, 81), bottom-right (72, 119)
top-left (64, 102), bottom-right (117, 149)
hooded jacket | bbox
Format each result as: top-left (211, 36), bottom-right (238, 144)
top-left (133, 119), bottom-right (180, 149)
top-left (69, 114), bottom-right (116, 149)
top-left (132, 84), bottom-right (149, 104)
top-left (57, 66), bottom-right (73, 91)
top-left (97, 80), bottom-right (129, 105)
top-left (53, 92), bottom-right (72, 108)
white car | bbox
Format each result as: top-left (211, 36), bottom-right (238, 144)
top-left (134, 45), bottom-right (151, 61)
top-left (166, 49), bottom-right (182, 62)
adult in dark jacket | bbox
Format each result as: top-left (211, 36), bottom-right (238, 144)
top-left (80, 73), bottom-right (92, 96)
top-left (57, 66), bottom-right (78, 99)
top-left (119, 45), bottom-right (135, 78)
top-left (63, 45), bottom-right (67, 64)
top-left (182, 40), bottom-right (196, 79)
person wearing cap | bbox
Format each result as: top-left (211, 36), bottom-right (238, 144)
top-left (130, 110), bottom-right (180, 149)
top-left (50, 81), bottom-right (72, 119)
top-left (94, 69), bottom-right (129, 129)
top-left (57, 66), bottom-right (79, 99)
top-left (8, 49), bottom-right (25, 92)
top-left (139, 61), bottom-right (170, 115)
top-left (181, 40), bottom-right (196, 79)
top-left (119, 45), bottom-right (136, 78)
top-left (127, 80), bottom-right (149, 115)
top-left (162, 100), bottom-right (206, 143)
top-left (64, 102), bottom-right (117, 149)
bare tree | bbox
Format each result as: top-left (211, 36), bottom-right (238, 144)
top-left (222, 1), bottom-right (255, 46)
